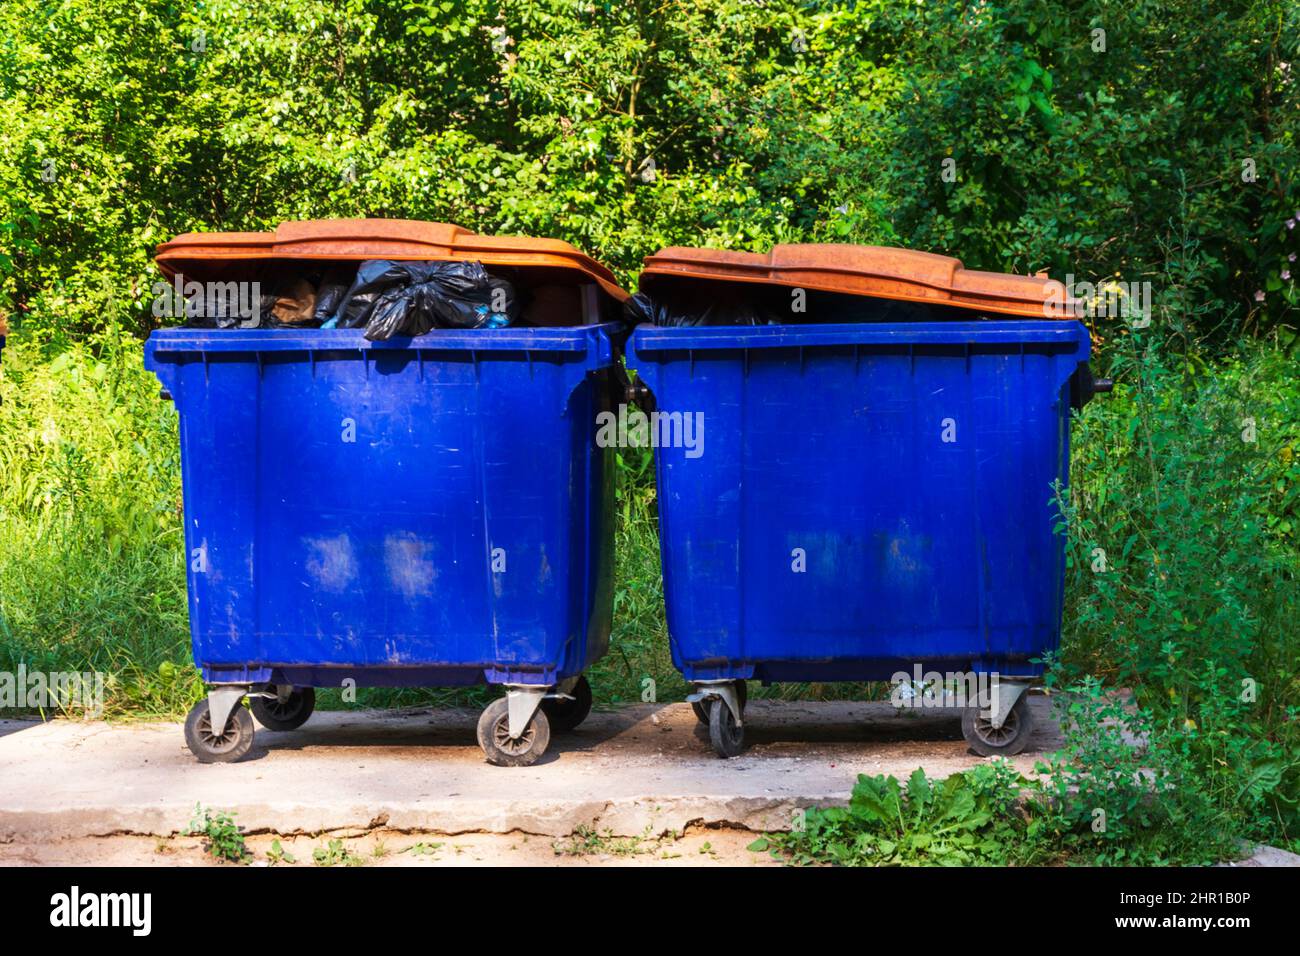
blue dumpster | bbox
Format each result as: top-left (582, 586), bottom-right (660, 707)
top-left (625, 245), bottom-right (1101, 757)
top-left (145, 220), bottom-right (626, 766)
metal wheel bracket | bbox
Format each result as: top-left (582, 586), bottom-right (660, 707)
top-left (982, 681), bottom-right (1029, 730)
top-left (545, 676), bottom-right (578, 702)
top-left (556, 676), bottom-right (580, 695)
top-left (244, 682), bottom-right (279, 701)
top-left (505, 685), bottom-right (548, 740)
top-left (205, 685), bottom-right (249, 735)
top-left (687, 681), bottom-right (743, 727)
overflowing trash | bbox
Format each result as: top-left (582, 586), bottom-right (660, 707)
top-left (182, 260), bottom-right (524, 337)
top-left (324, 260), bottom-right (519, 339)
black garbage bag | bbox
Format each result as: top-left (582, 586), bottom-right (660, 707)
top-left (182, 289), bottom-right (276, 329)
top-left (623, 292), bottom-right (780, 328)
top-left (330, 260), bottom-right (519, 340)
top-left (311, 268), bottom-right (352, 326)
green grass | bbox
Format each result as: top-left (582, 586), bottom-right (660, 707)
top-left (0, 332), bottom-right (197, 717)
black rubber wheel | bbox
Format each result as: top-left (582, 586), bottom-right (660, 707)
top-left (541, 675), bottom-right (592, 733)
top-left (250, 686), bottom-right (316, 731)
top-left (477, 697), bottom-right (551, 767)
top-left (962, 692), bottom-right (1034, 757)
top-left (708, 698), bottom-right (745, 758)
top-left (184, 699), bottom-right (255, 764)
top-left (692, 680), bottom-right (747, 724)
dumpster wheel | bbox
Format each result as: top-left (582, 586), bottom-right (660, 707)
top-left (541, 675), bottom-right (593, 733)
top-left (962, 693), bottom-right (1034, 757)
top-left (477, 698), bottom-right (552, 767)
top-left (708, 699), bottom-right (745, 758)
top-left (184, 699), bottom-right (255, 764)
top-left (250, 686), bottom-right (316, 732)
top-left (692, 679), bottom-right (746, 725)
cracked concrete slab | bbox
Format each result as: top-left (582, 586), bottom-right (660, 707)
top-left (0, 699), bottom-right (1064, 841)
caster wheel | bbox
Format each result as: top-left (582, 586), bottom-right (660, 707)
top-left (962, 692), bottom-right (1034, 757)
top-left (250, 686), bottom-right (315, 731)
top-left (708, 698), bottom-right (745, 758)
top-left (692, 680), bottom-right (747, 724)
top-left (184, 699), bottom-right (255, 763)
top-left (541, 675), bottom-right (592, 733)
top-left (477, 697), bottom-right (551, 767)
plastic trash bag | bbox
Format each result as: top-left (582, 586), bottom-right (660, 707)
top-left (270, 278), bottom-right (318, 326)
top-left (623, 292), bottom-right (779, 328)
top-left (182, 290), bottom-right (274, 329)
top-left (331, 260), bottom-right (519, 340)
top-left (311, 269), bottom-right (352, 326)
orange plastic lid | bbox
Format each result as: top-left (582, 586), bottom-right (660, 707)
top-left (639, 244), bottom-right (1076, 318)
top-left (155, 219), bottom-right (629, 302)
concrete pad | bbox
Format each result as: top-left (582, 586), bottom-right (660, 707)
top-left (1221, 844), bottom-right (1300, 867)
top-left (0, 699), bottom-right (1062, 840)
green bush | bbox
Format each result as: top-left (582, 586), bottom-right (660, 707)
top-left (2, 1), bottom-right (1296, 341)
top-left (1061, 335), bottom-right (1300, 845)
top-left (753, 763), bottom-right (1035, 866)
top-left (1033, 678), bottom-right (1241, 865)
top-left (0, 333), bottom-right (197, 717)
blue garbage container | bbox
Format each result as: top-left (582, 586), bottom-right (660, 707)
top-left (145, 220), bottom-right (626, 766)
top-left (624, 244), bottom-right (1103, 757)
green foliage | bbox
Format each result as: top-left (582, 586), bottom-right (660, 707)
top-left (2, 1), bottom-right (1296, 340)
top-left (312, 838), bottom-right (364, 867)
top-left (1033, 678), bottom-right (1240, 865)
top-left (401, 841), bottom-right (444, 857)
top-left (1061, 334), bottom-right (1300, 844)
top-left (551, 825), bottom-right (650, 857)
top-left (757, 724), bottom-right (1239, 867)
top-left (590, 445), bottom-right (683, 705)
top-left (266, 838), bottom-right (296, 866)
top-left (862, 0), bottom-right (1300, 336)
top-left (756, 763), bottom-right (1033, 866)
top-left (186, 804), bottom-right (248, 863)
top-left (0, 334), bottom-right (196, 717)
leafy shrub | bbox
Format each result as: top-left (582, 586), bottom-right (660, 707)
top-left (1033, 678), bottom-right (1240, 865)
top-left (186, 804), bottom-right (248, 863)
top-left (1062, 335), bottom-right (1300, 845)
top-left (754, 765), bottom-right (1032, 866)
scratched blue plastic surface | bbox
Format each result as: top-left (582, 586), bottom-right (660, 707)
top-left (626, 320), bottom-right (1090, 683)
top-left (145, 326), bottom-right (617, 689)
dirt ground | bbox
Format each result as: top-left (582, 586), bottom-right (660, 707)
top-left (0, 826), bottom-right (776, 867)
